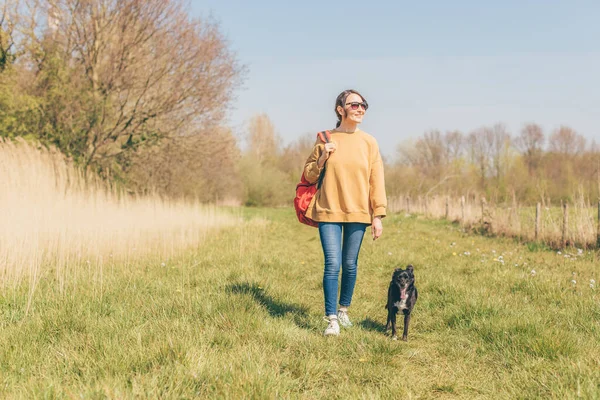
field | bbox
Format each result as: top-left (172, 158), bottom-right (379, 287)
top-left (1, 207), bottom-right (599, 399)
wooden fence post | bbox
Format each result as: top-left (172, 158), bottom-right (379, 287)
top-left (562, 202), bottom-right (568, 248)
top-left (535, 202), bottom-right (541, 241)
top-left (406, 196), bottom-right (410, 213)
top-left (510, 192), bottom-right (518, 230)
top-left (481, 197), bottom-right (487, 227)
top-left (460, 196), bottom-right (465, 225)
top-left (445, 196), bottom-right (449, 220)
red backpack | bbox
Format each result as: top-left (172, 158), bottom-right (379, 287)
top-left (294, 130), bottom-right (331, 227)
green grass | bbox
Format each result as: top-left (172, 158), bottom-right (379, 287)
top-left (1, 208), bottom-right (600, 398)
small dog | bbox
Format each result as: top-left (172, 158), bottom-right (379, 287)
top-left (385, 265), bottom-right (418, 341)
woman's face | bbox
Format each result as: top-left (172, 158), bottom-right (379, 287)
top-left (338, 93), bottom-right (367, 125)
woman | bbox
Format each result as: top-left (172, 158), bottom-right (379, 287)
top-left (303, 89), bottom-right (387, 336)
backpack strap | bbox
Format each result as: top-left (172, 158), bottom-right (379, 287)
top-left (316, 130), bottom-right (331, 190)
top-left (316, 130), bottom-right (331, 144)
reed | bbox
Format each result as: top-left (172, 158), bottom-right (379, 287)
top-left (0, 139), bottom-right (239, 292)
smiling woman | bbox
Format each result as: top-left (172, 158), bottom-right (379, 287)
top-left (0, 139), bottom-right (240, 291)
top-left (302, 89), bottom-right (387, 336)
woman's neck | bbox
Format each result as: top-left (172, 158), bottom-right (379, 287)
top-left (337, 121), bottom-right (358, 133)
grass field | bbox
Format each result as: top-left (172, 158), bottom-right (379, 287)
top-left (1, 208), bottom-right (599, 398)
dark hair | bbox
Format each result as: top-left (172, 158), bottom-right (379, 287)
top-left (334, 89), bottom-right (367, 128)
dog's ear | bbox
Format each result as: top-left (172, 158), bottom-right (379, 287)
top-left (406, 264), bottom-right (414, 272)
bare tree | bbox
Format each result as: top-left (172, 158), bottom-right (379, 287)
top-left (548, 125), bottom-right (586, 156)
top-left (468, 126), bottom-right (494, 191)
top-left (490, 123), bottom-right (511, 183)
top-left (444, 130), bottom-right (464, 162)
top-left (397, 130), bottom-right (448, 179)
top-left (419, 130), bottom-right (447, 175)
top-left (515, 123), bottom-right (544, 176)
top-left (396, 139), bottom-right (417, 166)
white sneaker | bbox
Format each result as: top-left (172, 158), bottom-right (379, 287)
top-left (323, 316), bottom-right (340, 336)
top-left (337, 310), bottom-right (352, 327)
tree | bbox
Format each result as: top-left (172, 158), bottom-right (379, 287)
top-left (123, 127), bottom-right (243, 202)
top-left (397, 131), bottom-right (446, 175)
top-left (241, 113), bottom-right (283, 206)
top-left (515, 123), bottom-right (544, 176)
top-left (0, 0), bottom-right (16, 71)
top-left (444, 130), bottom-right (464, 162)
top-left (279, 132), bottom-right (314, 181)
top-left (468, 127), bottom-right (494, 191)
top-left (246, 113), bottom-right (279, 165)
top-left (548, 125), bottom-right (586, 156)
top-left (0, 1), bottom-right (42, 139)
top-left (489, 123), bottom-right (511, 184)
top-left (416, 130), bottom-right (447, 180)
top-left (13, 0), bottom-right (245, 171)
top-left (581, 140), bottom-right (600, 201)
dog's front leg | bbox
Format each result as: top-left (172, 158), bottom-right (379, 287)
top-left (385, 309), bottom-right (391, 331)
top-left (385, 286), bottom-right (392, 332)
top-left (402, 312), bottom-right (411, 341)
top-left (390, 311), bottom-right (398, 340)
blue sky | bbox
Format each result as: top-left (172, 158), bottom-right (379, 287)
top-left (190, 1), bottom-right (600, 160)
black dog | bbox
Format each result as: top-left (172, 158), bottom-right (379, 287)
top-left (385, 265), bottom-right (418, 341)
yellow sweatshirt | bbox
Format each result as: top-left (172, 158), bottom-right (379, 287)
top-left (304, 128), bottom-right (387, 224)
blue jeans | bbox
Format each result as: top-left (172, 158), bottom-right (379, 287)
top-left (319, 222), bottom-right (368, 316)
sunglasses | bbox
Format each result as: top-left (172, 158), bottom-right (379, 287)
top-left (345, 101), bottom-right (369, 111)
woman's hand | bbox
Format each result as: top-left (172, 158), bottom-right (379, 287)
top-left (318, 142), bottom-right (337, 167)
top-left (371, 216), bottom-right (383, 240)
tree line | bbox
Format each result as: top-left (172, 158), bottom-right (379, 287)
top-left (390, 123), bottom-right (600, 205)
top-left (239, 119), bottom-right (600, 208)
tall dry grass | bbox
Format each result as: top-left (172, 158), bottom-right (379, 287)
top-left (389, 193), bottom-right (599, 249)
top-left (0, 139), bottom-right (240, 292)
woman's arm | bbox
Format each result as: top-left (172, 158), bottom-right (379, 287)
top-left (304, 140), bottom-right (337, 183)
top-left (303, 141), bottom-right (324, 184)
top-left (369, 144), bottom-right (387, 220)
top-left (369, 139), bottom-right (386, 240)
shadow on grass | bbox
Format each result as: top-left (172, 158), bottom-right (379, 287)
top-left (358, 317), bottom-right (387, 333)
top-left (226, 282), bottom-right (312, 329)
